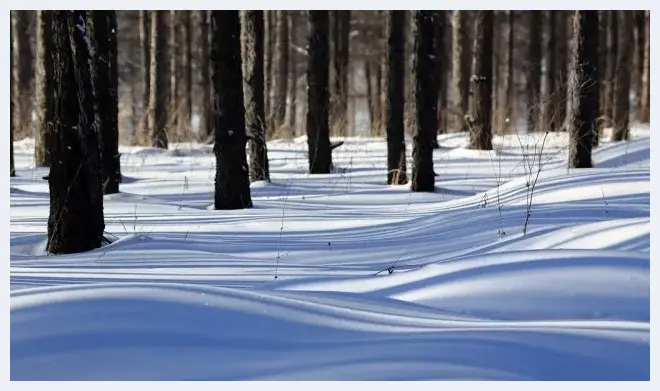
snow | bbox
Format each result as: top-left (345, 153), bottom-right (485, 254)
top-left (9, 126), bottom-right (650, 380)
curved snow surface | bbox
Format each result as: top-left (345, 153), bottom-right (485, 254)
top-left (10, 129), bottom-right (650, 380)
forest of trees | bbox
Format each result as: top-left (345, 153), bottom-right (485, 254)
top-left (9, 10), bottom-right (650, 254)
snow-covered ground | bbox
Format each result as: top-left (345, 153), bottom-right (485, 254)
top-left (9, 127), bottom-right (650, 380)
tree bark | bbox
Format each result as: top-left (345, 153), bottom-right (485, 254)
top-left (503, 11), bottom-right (515, 131)
top-left (169, 11), bottom-right (182, 140)
top-left (603, 11), bottom-right (618, 125)
top-left (638, 10), bottom-right (650, 123)
top-left (286, 11), bottom-right (298, 136)
top-left (241, 11), bottom-right (270, 183)
top-left (11, 11), bottom-right (33, 139)
top-left (554, 11), bottom-right (569, 131)
top-left (468, 11), bottom-right (494, 150)
top-left (35, 11), bottom-right (54, 167)
top-left (181, 11), bottom-right (192, 137)
top-left (330, 11), bottom-right (350, 137)
top-left (198, 11), bottom-right (213, 141)
top-left (90, 11), bottom-right (121, 194)
top-left (47, 11), bottom-right (105, 254)
top-left (385, 11), bottom-right (408, 185)
top-left (211, 11), bottom-right (253, 209)
top-left (264, 11), bottom-right (275, 135)
top-left (306, 11), bottom-right (332, 174)
top-left (527, 11), bottom-right (542, 132)
top-left (568, 11), bottom-right (598, 169)
top-left (451, 11), bottom-right (472, 132)
top-left (411, 11), bottom-right (436, 192)
top-left (139, 10), bottom-right (150, 142)
top-left (612, 11), bottom-right (633, 141)
top-left (272, 11), bottom-right (289, 136)
top-left (432, 11), bottom-right (447, 143)
top-left (148, 11), bottom-right (169, 149)
top-left (10, 22), bottom-right (16, 177)
top-left (634, 10), bottom-right (645, 118)
top-left (542, 11), bottom-right (557, 132)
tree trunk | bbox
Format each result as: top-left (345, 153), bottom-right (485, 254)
top-left (503, 11), bottom-right (515, 131)
top-left (385, 11), bottom-right (408, 185)
top-left (542, 11), bottom-right (557, 132)
top-left (554, 11), bottom-right (569, 131)
top-left (10, 22), bottom-right (16, 177)
top-left (451, 11), bottom-right (472, 132)
top-left (139, 10), bottom-right (150, 142)
top-left (568, 11), bottom-right (598, 169)
top-left (411, 11), bottom-right (436, 192)
top-left (272, 11), bottom-right (289, 136)
top-left (527, 11), bottom-right (542, 132)
top-left (90, 11), bottom-right (121, 195)
top-left (603, 11), bottom-right (618, 125)
top-left (306, 11), bottom-right (332, 174)
top-left (639, 10), bottom-right (650, 123)
top-left (634, 10), bottom-right (645, 119)
top-left (286, 11), bottom-right (298, 136)
top-left (241, 11), bottom-right (270, 183)
top-left (612, 11), bottom-right (633, 141)
top-left (365, 60), bottom-right (374, 128)
top-left (211, 11), bottom-right (253, 209)
top-left (198, 11), bottom-right (212, 142)
top-left (264, 11), bottom-right (275, 135)
top-left (148, 11), bottom-right (169, 149)
top-left (47, 11), bottom-right (105, 254)
top-left (468, 11), bottom-right (494, 150)
top-left (181, 11), bottom-right (192, 138)
top-left (35, 11), bottom-right (54, 167)
top-left (169, 11), bottom-right (182, 140)
top-left (11, 11), bottom-right (33, 139)
top-left (330, 11), bottom-right (350, 137)
top-left (432, 11), bottom-right (447, 145)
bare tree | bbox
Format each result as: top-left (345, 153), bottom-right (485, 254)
top-left (47, 11), bottom-right (105, 254)
top-left (138, 10), bottom-right (150, 142)
top-left (330, 11), bottom-right (350, 137)
top-left (468, 11), bottom-right (494, 150)
top-left (211, 11), bottom-right (253, 209)
top-left (242, 10), bottom-right (270, 182)
top-left (198, 11), bottom-right (213, 141)
top-left (271, 11), bottom-right (290, 136)
top-left (10, 22), bottom-right (16, 177)
top-left (527, 11), bottom-right (542, 132)
top-left (612, 11), bottom-right (633, 141)
top-left (11, 11), bottom-right (34, 139)
top-left (148, 11), bottom-right (169, 149)
top-left (451, 11), bottom-right (472, 132)
top-left (431, 11), bottom-right (447, 146)
top-left (411, 11), bottom-right (436, 192)
top-left (568, 11), bottom-right (599, 169)
top-left (385, 11), bottom-right (407, 185)
top-left (35, 11), bottom-right (54, 167)
top-left (181, 11), bottom-right (192, 137)
top-left (638, 10), bottom-right (650, 123)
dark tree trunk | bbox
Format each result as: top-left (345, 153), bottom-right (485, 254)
top-left (365, 60), bottom-right (374, 128)
top-left (242, 11), bottom-right (270, 183)
top-left (411, 11), bottom-right (436, 192)
top-left (11, 11), bottom-right (33, 139)
top-left (10, 23), bottom-right (16, 177)
top-left (468, 11), bottom-right (494, 150)
top-left (139, 10), bottom-right (150, 142)
top-left (568, 11), bottom-right (598, 168)
top-left (199, 11), bottom-right (212, 142)
top-left (286, 11), bottom-right (298, 136)
top-left (148, 11), bottom-right (169, 149)
top-left (543, 11), bottom-right (558, 132)
top-left (330, 10), bottom-right (350, 137)
top-left (272, 11), bottom-right (289, 136)
top-left (264, 11), bottom-right (275, 135)
top-left (634, 10), bottom-right (645, 119)
top-left (181, 11), bottom-right (192, 136)
top-left (385, 11), bottom-right (408, 185)
top-left (451, 11), bottom-right (472, 132)
top-left (603, 11), bottom-right (618, 125)
top-left (306, 11), bottom-right (332, 174)
top-left (432, 11), bottom-right (447, 144)
top-left (373, 56), bottom-right (383, 134)
top-left (90, 11), bottom-right (121, 195)
top-left (169, 11), bottom-right (182, 140)
top-left (47, 11), bottom-right (105, 254)
top-left (211, 11), bottom-right (253, 209)
top-left (527, 11), bottom-right (542, 132)
top-left (503, 11), bottom-right (514, 131)
top-left (554, 11), bottom-right (569, 131)
top-left (612, 11), bottom-right (633, 141)
top-left (639, 10), bottom-right (650, 123)
top-left (35, 11), bottom-right (54, 167)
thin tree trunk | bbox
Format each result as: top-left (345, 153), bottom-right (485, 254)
top-left (365, 60), bottom-right (374, 128)
top-left (543, 11), bottom-right (557, 132)
top-left (451, 11), bottom-right (472, 132)
top-left (639, 10), bottom-right (650, 123)
top-left (604, 11), bottom-right (618, 124)
top-left (330, 11), bottom-right (350, 137)
top-left (198, 11), bottom-right (212, 142)
top-left (306, 11), bottom-right (332, 174)
top-left (385, 11), bottom-right (407, 185)
top-left (568, 11), bottom-right (598, 168)
top-left (10, 22), bottom-right (16, 177)
top-left (241, 11), bottom-right (270, 183)
top-left (286, 11), bottom-right (298, 136)
top-left (264, 11), bottom-right (275, 135)
top-left (181, 11), bottom-right (192, 138)
top-left (612, 11), bottom-right (633, 141)
top-left (503, 11), bottom-right (514, 131)
top-left (272, 11), bottom-right (289, 136)
top-left (11, 11), bottom-right (34, 139)
top-left (411, 11), bottom-right (436, 192)
top-left (634, 10), bottom-right (645, 118)
top-left (47, 11), bottom-right (105, 254)
top-left (35, 11), bottom-right (54, 167)
top-left (139, 10), bottom-right (150, 142)
top-left (468, 11), bottom-right (494, 150)
top-left (432, 11), bottom-right (447, 146)
top-left (169, 11), bottom-right (181, 140)
top-left (527, 11), bottom-right (542, 132)
top-left (211, 11), bottom-right (253, 209)
top-left (148, 11), bottom-right (169, 149)
top-left (90, 11), bottom-right (121, 194)
top-left (554, 11), bottom-right (569, 131)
